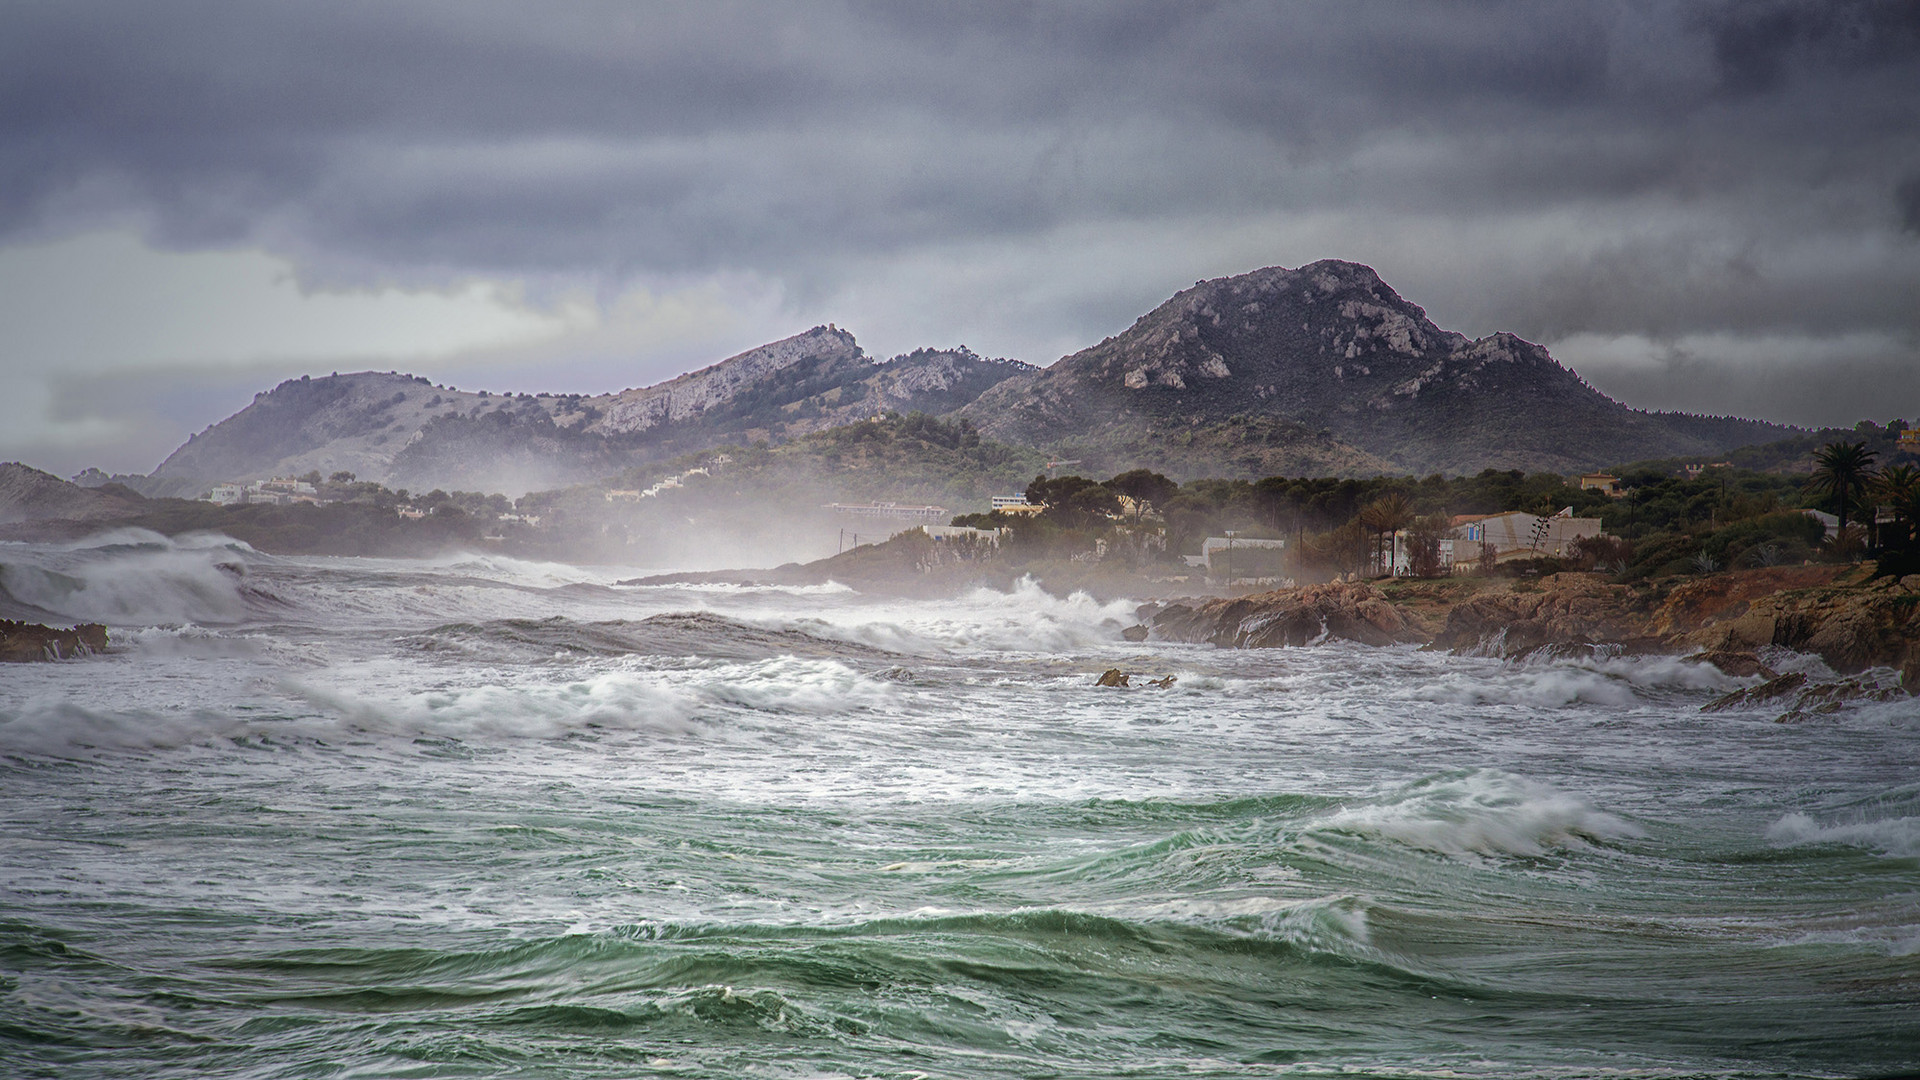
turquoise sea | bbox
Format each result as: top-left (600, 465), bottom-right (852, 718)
top-left (2, 532), bottom-right (1915, 1078)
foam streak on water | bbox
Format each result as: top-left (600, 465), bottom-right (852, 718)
top-left (0, 537), bottom-right (1916, 1079)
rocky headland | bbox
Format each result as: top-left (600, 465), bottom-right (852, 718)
top-left (1147, 565), bottom-right (1920, 701)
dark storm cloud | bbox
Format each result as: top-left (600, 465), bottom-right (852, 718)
top-left (2, 0), bottom-right (1918, 420)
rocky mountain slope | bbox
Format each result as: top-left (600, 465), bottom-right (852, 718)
top-left (149, 329), bottom-right (1033, 496)
top-left (959, 261), bottom-right (1787, 476)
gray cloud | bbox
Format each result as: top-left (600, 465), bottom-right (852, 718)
top-left (2, 0), bottom-right (1918, 449)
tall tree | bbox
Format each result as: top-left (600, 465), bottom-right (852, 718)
top-left (1807, 441), bottom-right (1879, 539)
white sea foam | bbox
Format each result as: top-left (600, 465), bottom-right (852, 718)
top-left (784, 577), bottom-right (1142, 656)
top-left (1765, 812), bottom-right (1920, 858)
top-left (1322, 770), bottom-right (1643, 857)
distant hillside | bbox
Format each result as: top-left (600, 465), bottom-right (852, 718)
top-left (148, 328), bottom-right (1033, 496)
top-left (960, 260), bottom-right (1795, 477)
top-left (1617, 420), bottom-right (1917, 477)
top-left (0, 463), bottom-right (148, 526)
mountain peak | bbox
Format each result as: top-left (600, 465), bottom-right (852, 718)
top-left (961, 260), bottom-right (1783, 475)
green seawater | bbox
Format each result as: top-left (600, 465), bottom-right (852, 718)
top-left (0, 543), bottom-right (1915, 1078)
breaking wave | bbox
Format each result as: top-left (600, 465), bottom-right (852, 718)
top-left (0, 530), bottom-right (279, 626)
top-left (1319, 769), bottom-right (1644, 857)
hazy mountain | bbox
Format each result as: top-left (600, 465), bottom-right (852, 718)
top-left (149, 328), bottom-right (1033, 496)
top-left (958, 260), bottom-right (1790, 477)
top-left (145, 260), bottom-right (1797, 497)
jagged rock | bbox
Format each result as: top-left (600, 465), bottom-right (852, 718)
top-left (1427, 574), bottom-right (1642, 657)
top-left (1121, 624), bottom-right (1149, 642)
top-left (1687, 649), bottom-right (1778, 679)
top-left (1095, 669), bottom-right (1130, 687)
top-left (1151, 580), bottom-right (1427, 648)
top-left (0, 620), bottom-right (108, 662)
top-left (1146, 675), bottom-right (1177, 689)
top-left (1702, 672), bottom-right (1808, 714)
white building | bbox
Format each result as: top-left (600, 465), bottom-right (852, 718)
top-left (989, 495), bottom-right (1044, 515)
top-left (825, 502), bottom-right (949, 521)
top-left (1376, 533), bottom-right (1457, 576)
top-left (1451, 508), bottom-right (1606, 561)
top-left (1200, 535), bottom-right (1287, 577)
top-left (207, 483), bottom-right (246, 505)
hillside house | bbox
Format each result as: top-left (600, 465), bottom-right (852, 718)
top-left (207, 483), bottom-right (246, 505)
top-left (1579, 473), bottom-right (1621, 495)
top-left (990, 495), bottom-right (1045, 515)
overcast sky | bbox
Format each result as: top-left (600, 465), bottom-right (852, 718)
top-left (3, 1), bottom-right (1918, 475)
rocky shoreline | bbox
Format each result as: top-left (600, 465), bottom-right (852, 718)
top-left (1146, 565), bottom-right (1920, 700)
top-left (1, 620), bottom-right (109, 662)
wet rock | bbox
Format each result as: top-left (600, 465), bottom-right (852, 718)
top-left (1701, 672), bottom-right (1807, 714)
top-left (1095, 669), bottom-right (1130, 687)
top-left (1686, 649), bottom-right (1777, 679)
top-left (1121, 624), bottom-right (1149, 642)
top-left (1775, 675), bottom-right (1908, 723)
top-left (1146, 675), bottom-right (1176, 689)
top-left (0, 620), bottom-right (108, 662)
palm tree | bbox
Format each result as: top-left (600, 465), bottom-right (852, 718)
top-left (1359, 493), bottom-right (1415, 576)
top-left (1807, 441), bottom-right (1878, 539)
top-left (1874, 463), bottom-right (1920, 551)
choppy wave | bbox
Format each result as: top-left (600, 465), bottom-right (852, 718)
top-left (401, 611), bottom-right (898, 664)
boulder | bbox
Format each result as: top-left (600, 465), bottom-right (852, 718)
top-left (1095, 669), bottom-right (1130, 687)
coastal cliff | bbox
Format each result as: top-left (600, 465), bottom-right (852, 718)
top-left (1149, 565), bottom-right (1920, 693)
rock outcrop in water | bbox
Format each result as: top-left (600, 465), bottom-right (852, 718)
top-left (1146, 565), bottom-right (1920, 695)
top-left (1151, 579), bottom-right (1430, 648)
top-left (0, 620), bottom-right (108, 662)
